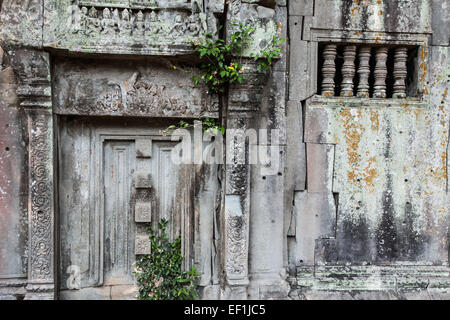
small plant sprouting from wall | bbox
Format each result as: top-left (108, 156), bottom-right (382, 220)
top-left (191, 22), bottom-right (285, 95)
top-left (134, 219), bottom-right (199, 300)
top-left (162, 117), bottom-right (225, 136)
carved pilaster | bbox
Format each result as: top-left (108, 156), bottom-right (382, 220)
top-left (340, 45), bottom-right (357, 97)
top-left (25, 109), bottom-right (54, 300)
top-left (321, 44), bottom-right (337, 97)
top-left (373, 47), bottom-right (388, 98)
top-left (392, 47), bottom-right (408, 98)
top-left (223, 115), bottom-right (251, 299)
top-left (357, 47), bottom-right (371, 98)
top-left (10, 49), bottom-right (55, 300)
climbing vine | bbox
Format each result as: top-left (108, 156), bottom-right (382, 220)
top-left (134, 219), bottom-right (199, 300)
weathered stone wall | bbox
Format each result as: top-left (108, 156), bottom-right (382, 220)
top-left (287, 0), bottom-right (450, 300)
top-left (0, 0), bottom-right (448, 300)
top-left (0, 46), bottom-right (28, 300)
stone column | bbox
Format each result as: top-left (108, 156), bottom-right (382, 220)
top-left (24, 109), bottom-right (54, 300)
top-left (12, 50), bottom-right (55, 300)
top-left (357, 47), bottom-right (371, 98)
top-left (223, 116), bottom-right (251, 299)
top-left (321, 44), bottom-right (337, 96)
top-left (392, 47), bottom-right (408, 98)
top-left (340, 45), bottom-right (356, 97)
top-left (373, 47), bottom-right (388, 98)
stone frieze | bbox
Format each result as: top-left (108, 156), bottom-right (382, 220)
top-left (53, 59), bottom-right (218, 117)
top-left (43, 0), bottom-right (216, 55)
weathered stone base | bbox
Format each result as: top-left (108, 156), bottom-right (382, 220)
top-left (289, 265), bottom-right (450, 300)
top-left (248, 272), bottom-right (290, 300)
top-left (24, 283), bottom-right (54, 300)
top-left (60, 284), bottom-right (137, 300)
top-left (0, 278), bottom-right (27, 300)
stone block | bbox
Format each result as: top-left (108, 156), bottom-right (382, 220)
top-left (110, 284), bottom-right (137, 300)
top-left (289, 0), bottom-right (314, 16)
top-left (306, 143), bottom-right (335, 193)
top-left (431, 0), bottom-right (450, 45)
top-left (294, 191), bottom-right (336, 264)
top-left (135, 139), bottom-right (152, 158)
top-left (135, 202), bottom-right (151, 223)
top-left (304, 106), bottom-right (331, 144)
top-left (286, 100), bottom-right (306, 191)
top-left (135, 234), bottom-right (151, 255)
top-left (134, 171), bottom-right (152, 189)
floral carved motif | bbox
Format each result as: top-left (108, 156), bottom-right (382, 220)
top-left (225, 215), bottom-right (247, 279)
top-left (28, 114), bottom-right (53, 282)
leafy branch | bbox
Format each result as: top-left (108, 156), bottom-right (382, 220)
top-left (134, 219), bottom-right (199, 300)
top-left (191, 22), bottom-right (285, 94)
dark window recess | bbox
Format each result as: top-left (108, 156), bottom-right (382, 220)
top-left (317, 43), bottom-right (418, 98)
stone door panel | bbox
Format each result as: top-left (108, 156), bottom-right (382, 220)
top-left (57, 117), bottom-right (192, 299)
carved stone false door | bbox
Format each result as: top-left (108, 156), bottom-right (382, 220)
top-left (103, 140), bottom-right (136, 287)
top-left (58, 119), bottom-right (192, 300)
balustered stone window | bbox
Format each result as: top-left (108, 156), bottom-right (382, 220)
top-left (317, 43), bottom-right (418, 99)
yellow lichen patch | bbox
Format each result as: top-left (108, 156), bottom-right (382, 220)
top-left (370, 110), bottom-right (380, 131)
top-left (363, 157), bottom-right (378, 188)
top-left (441, 152), bottom-right (447, 180)
top-left (379, 10), bottom-right (383, 15)
top-left (352, 7), bottom-right (361, 17)
top-left (340, 108), bottom-right (364, 166)
top-left (377, 0), bottom-right (382, 4)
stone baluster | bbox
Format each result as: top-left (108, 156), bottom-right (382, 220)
top-left (321, 44), bottom-right (337, 96)
top-left (357, 47), bottom-right (371, 98)
top-left (392, 47), bottom-right (408, 98)
top-left (373, 47), bottom-right (388, 98)
top-left (340, 45), bottom-right (357, 97)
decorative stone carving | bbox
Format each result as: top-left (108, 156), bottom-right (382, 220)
top-left (340, 45), bottom-right (356, 97)
top-left (135, 234), bottom-right (151, 255)
top-left (357, 46), bottom-right (371, 98)
top-left (134, 171), bottom-right (152, 189)
top-left (135, 202), bottom-right (152, 222)
top-left (321, 44), bottom-right (337, 96)
top-left (224, 195), bottom-right (249, 284)
top-left (25, 111), bottom-right (54, 299)
top-left (101, 8), bottom-right (116, 36)
top-left (97, 78), bottom-right (193, 115)
top-left (392, 47), bottom-right (408, 98)
top-left (43, 0), bottom-right (217, 55)
top-left (53, 61), bottom-right (218, 118)
top-left (373, 47), bottom-right (388, 98)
